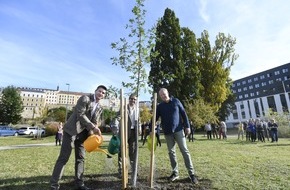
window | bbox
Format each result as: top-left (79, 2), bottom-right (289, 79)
top-left (254, 77), bottom-right (258, 81)
top-left (255, 84), bottom-right (260, 88)
top-left (268, 80), bottom-right (274, 84)
top-left (237, 82), bottom-right (240, 86)
top-left (274, 71), bottom-right (280, 75)
top-left (248, 79), bottom-right (252, 83)
top-left (261, 82), bottom-right (267, 86)
top-left (245, 94), bottom-right (248, 98)
top-left (249, 85), bottom-right (253, 89)
top-left (242, 81), bottom-right (246, 85)
top-left (267, 73), bottom-right (272, 77)
top-left (282, 68), bottom-right (288, 73)
top-left (243, 87), bottom-right (247, 91)
top-left (260, 75), bottom-right (265, 79)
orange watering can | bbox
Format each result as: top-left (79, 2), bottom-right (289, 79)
top-left (84, 135), bottom-right (112, 158)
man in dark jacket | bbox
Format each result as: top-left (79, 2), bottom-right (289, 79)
top-left (155, 88), bottom-right (198, 184)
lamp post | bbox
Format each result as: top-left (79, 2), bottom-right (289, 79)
top-left (65, 83), bottom-right (70, 122)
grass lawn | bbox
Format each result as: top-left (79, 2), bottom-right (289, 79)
top-left (0, 133), bottom-right (290, 190)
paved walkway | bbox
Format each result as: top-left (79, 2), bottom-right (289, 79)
top-left (0, 135), bottom-right (112, 150)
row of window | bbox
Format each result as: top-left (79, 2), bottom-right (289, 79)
top-left (22, 94), bottom-right (44, 97)
top-left (24, 104), bottom-right (42, 107)
top-left (233, 68), bottom-right (288, 87)
top-left (24, 107), bottom-right (43, 110)
top-left (233, 77), bottom-right (287, 93)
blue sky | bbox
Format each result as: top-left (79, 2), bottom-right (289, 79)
top-left (1, 0), bottom-right (290, 101)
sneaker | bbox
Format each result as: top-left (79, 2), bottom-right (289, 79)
top-left (189, 175), bottom-right (198, 184)
top-left (168, 173), bottom-right (179, 182)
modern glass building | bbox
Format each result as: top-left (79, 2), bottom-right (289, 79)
top-left (226, 62), bottom-right (290, 126)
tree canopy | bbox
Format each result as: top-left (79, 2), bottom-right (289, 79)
top-left (0, 86), bottom-right (23, 124)
top-left (148, 8), bottom-right (238, 127)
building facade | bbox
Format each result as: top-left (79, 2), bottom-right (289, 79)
top-left (226, 62), bottom-right (290, 126)
top-left (13, 87), bottom-right (120, 119)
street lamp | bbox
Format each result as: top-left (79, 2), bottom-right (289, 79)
top-left (65, 83), bottom-right (70, 122)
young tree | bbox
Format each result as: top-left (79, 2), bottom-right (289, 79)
top-left (110, 0), bottom-right (155, 186)
top-left (111, 0), bottom-right (155, 96)
top-left (0, 86), bottom-right (23, 124)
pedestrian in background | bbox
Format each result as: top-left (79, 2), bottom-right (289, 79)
top-left (55, 122), bottom-right (63, 146)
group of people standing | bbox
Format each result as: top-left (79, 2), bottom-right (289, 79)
top-left (50, 86), bottom-right (198, 190)
top-left (237, 118), bottom-right (279, 143)
top-left (203, 121), bottom-right (228, 140)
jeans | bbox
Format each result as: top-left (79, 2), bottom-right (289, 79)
top-left (164, 130), bottom-right (195, 176)
top-left (271, 129), bottom-right (278, 142)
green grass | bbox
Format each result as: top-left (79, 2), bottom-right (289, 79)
top-left (0, 133), bottom-right (290, 190)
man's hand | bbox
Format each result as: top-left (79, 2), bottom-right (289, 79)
top-left (184, 128), bottom-right (190, 137)
top-left (93, 126), bottom-right (102, 136)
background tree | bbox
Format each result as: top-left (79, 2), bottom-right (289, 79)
top-left (180, 27), bottom-right (201, 100)
top-left (0, 86), bottom-right (23, 124)
top-left (197, 31), bottom-right (238, 111)
top-left (111, 0), bottom-right (155, 96)
top-left (46, 107), bottom-right (66, 122)
top-left (139, 105), bottom-right (152, 123)
top-left (149, 8), bottom-right (184, 98)
top-left (185, 98), bottom-right (218, 128)
top-left (149, 8), bottom-right (238, 128)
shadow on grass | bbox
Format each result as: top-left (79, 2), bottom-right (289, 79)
top-left (0, 173), bottom-right (215, 190)
top-left (261, 143), bottom-right (290, 147)
top-left (0, 174), bottom-right (122, 190)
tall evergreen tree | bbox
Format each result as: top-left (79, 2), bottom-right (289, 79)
top-left (149, 8), bottom-right (238, 124)
top-left (149, 8), bottom-right (184, 99)
top-left (0, 86), bottom-right (23, 124)
top-left (180, 27), bottom-right (201, 101)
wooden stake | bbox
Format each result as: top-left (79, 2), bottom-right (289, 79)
top-left (124, 98), bottom-right (128, 184)
top-left (149, 93), bottom-right (157, 188)
top-left (132, 96), bottom-right (139, 187)
top-left (120, 89), bottom-right (128, 189)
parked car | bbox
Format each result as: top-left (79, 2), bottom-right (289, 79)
top-left (0, 126), bottom-right (19, 137)
top-left (17, 126), bottom-right (45, 136)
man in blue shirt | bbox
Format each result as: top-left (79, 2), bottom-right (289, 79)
top-left (156, 88), bottom-right (198, 184)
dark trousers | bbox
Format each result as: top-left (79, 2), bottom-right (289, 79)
top-left (50, 130), bottom-right (88, 189)
top-left (118, 129), bottom-right (137, 173)
top-left (206, 131), bottom-right (212, 139)
top-left (257, 130), bottom-right (265, 142)
top-left (271, 129), bottom-right (278, 142)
